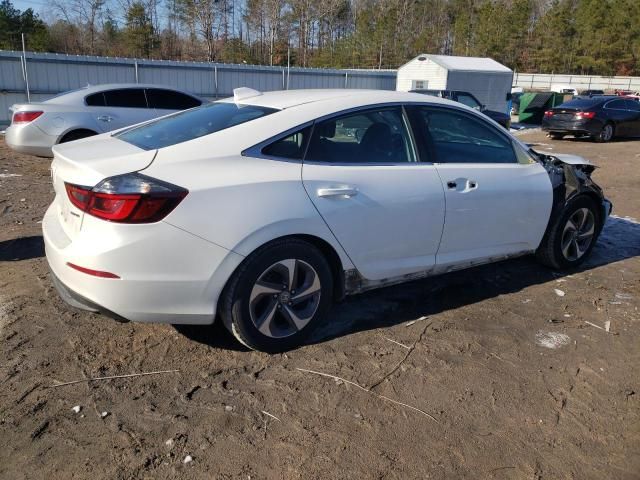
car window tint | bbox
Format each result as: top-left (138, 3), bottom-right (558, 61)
top-left (605, 100), bottom-right (627, 110)
top-left (624, 100), bottom-right (640, 111)
top-left (419, 108), bottom-right (516, 164)
top-left (117, 102), bottom-right (277, 150)
top-left (305, 107), bottom-right (416, 164)
top-left (104, 89), bottom-right (147, 108)
top-left (262, 127), bottom-right (311, 159)
top-left (85, 92), bottom-right (106, 106)
top-left (146, 89), bottom-right (201, 110)
top-left (456, 94), bottom-right (480, 109)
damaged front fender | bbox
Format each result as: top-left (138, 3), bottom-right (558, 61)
top-left (535, 150), bottom-right (612, 234)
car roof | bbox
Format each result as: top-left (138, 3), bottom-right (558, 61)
top-left (44, 83), bottom-right (197, 105)
top-left (218, 88), bottom-right (454, 110)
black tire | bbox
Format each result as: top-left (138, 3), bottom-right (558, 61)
top-left (59, 129), bottom-right (97, 144)
top-left (593, 123), bottom-right (614, 143)
top-left (549, 133), bottom-right (564, 140)
top-left (219, 238), bottom-right (334, 352)
top-left (536, 196), bottom-right (602, 270)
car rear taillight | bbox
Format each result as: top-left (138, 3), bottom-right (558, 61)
top-left (575, 111), bottom-right (596, 120)
top-left (64, 173), bottom-right (187, 223)
top-left (544, 110), bottom-right (554, 117)
top-left (12, 111), bottom-right (43, 124)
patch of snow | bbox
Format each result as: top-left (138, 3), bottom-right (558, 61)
top-left (554, 289), bottom-right (566, 297)
top-left (536, 331), bottom-right (571, 349)
top-left (0, 173), bottom-right (22, 178)
top-left (588, 215), bottom-right (640, 266)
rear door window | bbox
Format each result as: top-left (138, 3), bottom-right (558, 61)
top-left (305, 107), bottom-right (416, 164)
top-left (605, 99), bottom-right (627, 110)
top-left (103, 89), bottom-right (148, 108)
top-left (117, 102), bottom-right (277, 150)
top-left (146, 89), bottom-right (202, 110)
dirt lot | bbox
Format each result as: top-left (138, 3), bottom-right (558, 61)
top-left (1, 131), bottom-right (639, 479)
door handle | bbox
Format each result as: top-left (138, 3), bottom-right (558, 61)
top-left (317, 187), bottom-right (359, 198)
top-left (97, 115), bottom-right (113, 122)
top-left (447, 179), bottom-right (478, 191)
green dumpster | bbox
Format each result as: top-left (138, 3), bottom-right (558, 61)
top-left (519, 93), bottom-right (571, 124)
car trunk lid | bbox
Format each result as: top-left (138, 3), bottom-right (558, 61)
top-left (551, 107), bottom-right (581, 121)
top-left (50, 135), bottom-right (157, 239)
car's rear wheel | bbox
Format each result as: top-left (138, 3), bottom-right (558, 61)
top-left (594, 123), bottom-right (614, 143)
top-left (536, 196), bottom-right (601, 269)
top-left (219, 239), bottom-right (333, 352)
top-left (59, 129), bottom-right (97, 144)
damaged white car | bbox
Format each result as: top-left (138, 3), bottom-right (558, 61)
top-left (43, 88), bottom-right (612, 351)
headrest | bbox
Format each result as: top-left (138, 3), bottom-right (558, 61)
top-left (316, 120), bottom-right (336, 138)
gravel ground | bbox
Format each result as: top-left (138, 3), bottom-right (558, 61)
top-left (0, 132), bottom-right (639, 479)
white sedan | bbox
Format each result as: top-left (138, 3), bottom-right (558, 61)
top-left (43, 88), bottom-right (611, 352)
top-left (5, 84), bottom-right (203, 157)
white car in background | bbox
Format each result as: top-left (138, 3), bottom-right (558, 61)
top-left (5, 84), bottom-right (204, 157)
top-left (43, 88), bottom-right (611, 352)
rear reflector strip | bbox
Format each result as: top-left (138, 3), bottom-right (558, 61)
top-left (66, 262), bottom-right (120, 279)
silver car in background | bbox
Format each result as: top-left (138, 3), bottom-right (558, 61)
top-left (5, 84), bottom-right (204, 157)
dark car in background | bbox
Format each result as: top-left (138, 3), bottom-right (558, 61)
top-left (579, 89), bottom-right (605, 97)
top-left (410, 89), bottom-right (511, 129)
top-left (542, 96), bottom-right (640, 142)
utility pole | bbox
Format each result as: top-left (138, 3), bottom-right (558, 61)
top-left (21, 33), bottom-right (31, 103)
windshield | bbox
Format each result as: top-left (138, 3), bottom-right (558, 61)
top-left (116, 102), bottom-right (278, 150)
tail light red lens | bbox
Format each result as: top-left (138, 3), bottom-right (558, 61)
top-left (544, 110), bottom-right (554, 117)
top-left (12, 111), bottom-right (43, 123)
top-left (575, 111), bottom-right (596, 120)
top-left (65, 184), bottom-right (92, 210)
top-left (64, 173), bottom-right (187, 223)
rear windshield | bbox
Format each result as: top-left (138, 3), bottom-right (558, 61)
top-left (557, 98), bottom-right (607, 109)
top-left (116, 102), bottom-right (277, 150)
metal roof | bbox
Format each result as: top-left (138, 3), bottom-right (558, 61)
top-left (409, 54), bottom-right (512, 73)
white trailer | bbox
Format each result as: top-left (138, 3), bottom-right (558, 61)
top-left (396, 54), bottom-right (513, 113)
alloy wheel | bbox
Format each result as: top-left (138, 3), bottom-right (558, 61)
top-left (561, 208), bottom-right (596, 261)
top-left (248, 259), bottom-right (322, 338)
top-left (601, 124), bottom-right (613, 142)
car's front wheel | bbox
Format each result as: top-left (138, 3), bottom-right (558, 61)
top-left (536, 196), bottom-right (601, 269)
top-left (219, 239), bottom-right (333, 352)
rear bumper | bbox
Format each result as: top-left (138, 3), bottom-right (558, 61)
top-left (5, 123), bottom-right (56, 157)
top-left (541, 119), bottom-right (601, 136)
top-left (43, 201), bottom-right (244, 325)
top-left (49, 268), bottom-right (129, 322)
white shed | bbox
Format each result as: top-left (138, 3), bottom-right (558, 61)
top-left (396, 54), bottom-right (513, 113)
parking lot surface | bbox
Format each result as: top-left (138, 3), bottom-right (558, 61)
top-left (1, 132), bottom-right (639, 479)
